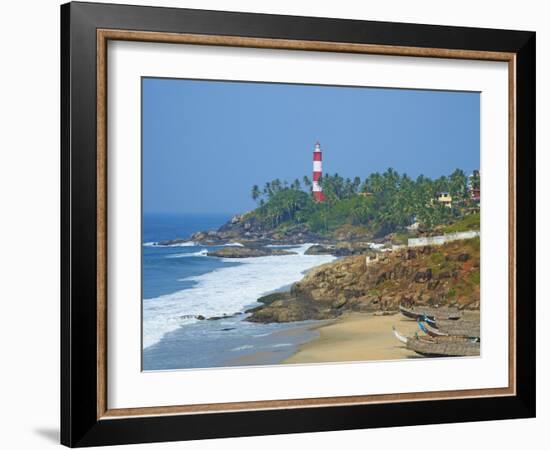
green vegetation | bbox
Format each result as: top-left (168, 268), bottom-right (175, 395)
top-left (466, 236), bottom-right (481, 251)
top-left (445, 288), bottom-right (457, 300)
top-left (249, 168), bottom-right (479, 237)
top-left (429, 252), bottom-right (446, 265)
top-left (391, 232), bottom-right (411, 245)
top-left (468, 271), bottom-right (480, 285)
top-left (443, 212), bottom-right (480, 233)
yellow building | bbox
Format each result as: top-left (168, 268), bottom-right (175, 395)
top-left (436, 192), bottom-right (452, 207)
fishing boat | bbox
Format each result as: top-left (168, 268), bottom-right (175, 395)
top-left (399, 304), bottom-right (462, 321)
top-left (392, 327), bottom-right (480, 357)
top-left (405, 336), bottom-right (480, 357)
top-left (434, 319), bottom-right (480, 339)
top-left (418, 320), bottom-right (447, 337)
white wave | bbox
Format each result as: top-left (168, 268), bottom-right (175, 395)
top-left (229, 344), bottom-right (255, 352)
top-left (266, 243), bottom-right (317, 255)
top-left (144, 241), bottom-right (246, 248)
top-left (143, 241), bottom-right (198, 247)
top-left (143, 243), bottom-right (334, 349)
top-left (368, 242), bottom-right (385, 250)
top-left (290, 243), bottom-right (318, 256)
top-left (269, 343), bottom-right (293, 348)
top-left (161, 241), bottom-right (197, 247)
top-left (166, 249), bottom-right (208, 258)
top-left (252, 332), bottom-right (271, 338)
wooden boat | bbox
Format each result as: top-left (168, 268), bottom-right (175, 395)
top-left (424, 316), bottom-right (438, 327)
top-left (406, 336), bottom-right (480, 357)
top-left (392, 326), bottom-right (480, 357)
top-left (399, 304), bottom-right (462, 321)
top-left (434, 319), bottom-right (480, 339)
top-left (418, 320), bottom-right (447, 337)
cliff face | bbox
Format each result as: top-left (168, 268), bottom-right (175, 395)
top-left (247, 238), bottom-right (480, 323)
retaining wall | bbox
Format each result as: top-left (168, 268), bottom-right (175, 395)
top-left (407, 230), bottom-right (480, 248)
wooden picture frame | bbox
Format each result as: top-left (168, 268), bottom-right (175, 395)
top-left (61, 2), bottom-right (535, 447)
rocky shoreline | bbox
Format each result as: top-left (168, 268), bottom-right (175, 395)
top-left (157, 213), bottom-right (393, 251)
top-left (246, 238), bottom-right (480, 323)
top-left (157, 213), bottom-right (480, 326)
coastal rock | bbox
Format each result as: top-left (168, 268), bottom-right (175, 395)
top-left (156, 238), bottom-right (189, 246)
top-left (207, 312), bottom-right (240, 320)
top-left (196, 214), bottom-right (330, 246)
top-left (333, 241), bottom-right (378, 256)
top-left (247, 238), bottom-right (480, 323)
top-left (457, 253), bottom-right (470, 262)
top-left (414, 269), bottom-right (432, 283)
top-left (304, 242), bottom-right (381, 257)
top-left (304, 245), bottom-right (334, 255)
top-left (190, 230), bottom-right (222, 244)
top-left (246, 296), bottom-right (339, 323)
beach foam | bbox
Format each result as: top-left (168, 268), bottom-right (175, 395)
top-left (142, 243), bottom-right (335, 349)
top-left (144, 241), bottom-right (244, 248)
top-left (166, 249), bottom-right (208, 258)
top-left (143, 241), bottom-right (198, 247)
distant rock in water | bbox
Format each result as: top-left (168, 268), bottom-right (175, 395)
top-left (156, 238), bottom-right (190, 246)
top-left (304, 244), bottom-right (334, 255)
top-left (207, 246), bottom-right (296, 258)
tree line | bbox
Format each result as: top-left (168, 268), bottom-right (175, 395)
top-left (249, 168), bottom-right (479, 236)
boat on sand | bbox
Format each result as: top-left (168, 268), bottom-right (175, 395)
top-left (420, 319), bottom-right (480, 339)
top-left (392, 327), bottom-right (480, 357)
top-left (399, 304), bottom-right (462, 321)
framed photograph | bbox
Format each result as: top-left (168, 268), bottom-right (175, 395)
top-left (61, 2), bottom-right (536, 447)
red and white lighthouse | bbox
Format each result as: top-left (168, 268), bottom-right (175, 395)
top-left (312, 142), bottom-right (325, 202)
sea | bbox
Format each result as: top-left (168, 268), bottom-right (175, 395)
top-left (142, 213), bottom-right (336, 370)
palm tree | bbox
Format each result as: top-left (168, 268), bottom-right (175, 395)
top-left (263, 182), bottom-right (273, 198)
top-left (251, 184), bottom-right (261, 202)
top-left (352, 176), bottom-right (361, 194)
top-left (449, 169), bottom-right (467, 201)
top-left (470, 170), bottom-right (480, 190)
top-left (271, 179), bottom-right (282, 193)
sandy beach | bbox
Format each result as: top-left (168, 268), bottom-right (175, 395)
top-left (283, 313), bottom-right (422, 364)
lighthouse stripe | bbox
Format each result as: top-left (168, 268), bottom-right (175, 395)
top-left (312, 142), bottom-right (324, 202)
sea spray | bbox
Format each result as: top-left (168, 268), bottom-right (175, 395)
top-left (142, 243), bottom-right (335, 349)
top-left (166, 249), bottom-right (208, 258)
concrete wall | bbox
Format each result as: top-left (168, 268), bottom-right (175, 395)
top-left (408, 231), bottom-right (480, 247)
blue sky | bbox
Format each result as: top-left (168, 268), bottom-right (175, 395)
top-left (142, 78), bottom-right (479, 215)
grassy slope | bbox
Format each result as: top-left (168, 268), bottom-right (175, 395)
top-left (442, 212), bottom-right (480, 233)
